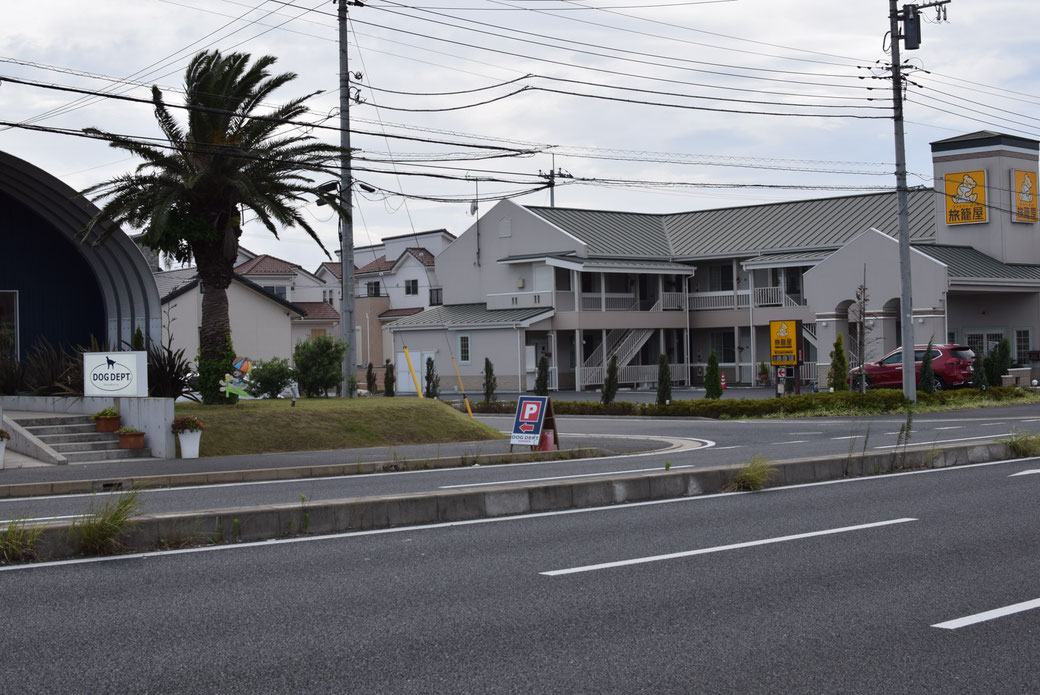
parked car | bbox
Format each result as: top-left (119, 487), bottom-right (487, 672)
top-left (848, 344), bottom-right (975, 391)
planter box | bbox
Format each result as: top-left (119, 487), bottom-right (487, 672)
top-left (177, 430), bottom-right (202, 459)
top-left (117, 432), bottom-right (145, 449)
top-left (96, 416), bottom-right (121, 433)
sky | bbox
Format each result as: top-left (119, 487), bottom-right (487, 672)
top-left (3, 0), bottom-right (1039, 272)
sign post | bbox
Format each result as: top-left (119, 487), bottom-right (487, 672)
top-left (769, 321), bottom-right (802, 397)
top-left (509, 395), bottom-right (560, 451)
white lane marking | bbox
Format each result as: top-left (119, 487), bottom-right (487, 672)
top-left (875, 433), bottom-right (1008, 450)
top-left (0, 514), bottom-right (87, 524)
top-left (713, 445), bottom-right (744, 450)
top-left (980, 423), bottom-right (1005, 426)
top-left (884, 432), bottom-right (900, 435)
top-left (934, 426), bottom-right (963, 431)
top-left (440, 465), bottom-right (695, 489)
top-left (540, 518), bottom-right (917, 576)
top-left (790, 432), bottom-right (823, 435)
top-left (3, 457), bottom-right (1038, 574)
top-left (831, 436), bottom-right (862, 440)
top-left (1010, 469), bottom-right (1040, 477)
top-left (0, 436), bottom-right (712, 504)
top-left (932, 598), bottom-right (1040, 630)
top-left (771, 441), bottom-right (807, 445)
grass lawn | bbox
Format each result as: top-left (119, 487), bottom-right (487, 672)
top-left (175, 397), bottom-right (504, 457)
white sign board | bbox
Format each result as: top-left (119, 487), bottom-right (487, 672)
top-left (83, 351), bottom-right (148, 398)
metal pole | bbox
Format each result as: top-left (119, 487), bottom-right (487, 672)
top-left (889, 0), bottom-right (916, 402)
top-left (338, 0), bottom-right (356, 397)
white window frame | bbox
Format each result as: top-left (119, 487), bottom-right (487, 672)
top-left (1014, 327), bottom-right (1031, 362)
top-left (405, 279), bottom-right (419, 296)
top-left (457, 333), bottom-right (471, 365)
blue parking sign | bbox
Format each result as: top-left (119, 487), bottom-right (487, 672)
top-left (511, 396), bottom-right (548, 446)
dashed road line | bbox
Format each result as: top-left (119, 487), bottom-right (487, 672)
top-left (932, 598), bottom-right (1040, 630)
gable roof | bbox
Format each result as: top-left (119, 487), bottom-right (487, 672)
top-left (235, 253), bottom-right (299, 275)
top-left (523, 189), bottom-right (937, 260)
top-left (387, 303), bottom-right (553, 330)
top-left (356, 255), bottom-right (395, 275)
top-left (154, 269), bottom-right (305, 316)
top-left (291, 301), bottom-right (341, 321)
top-left (395, 247), bottom-right (436, 269)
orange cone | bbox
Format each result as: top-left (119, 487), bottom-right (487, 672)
top-left (721, 372), bottom-right (727, 389)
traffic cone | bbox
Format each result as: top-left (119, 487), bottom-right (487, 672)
top-left (721, 372), bottom-right (727, 389)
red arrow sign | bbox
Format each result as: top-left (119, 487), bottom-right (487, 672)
top-left (519, 423), bottom-right (534, 433)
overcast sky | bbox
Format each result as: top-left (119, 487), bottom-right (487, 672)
top-left (3, 0), bottom-right (1038, 271)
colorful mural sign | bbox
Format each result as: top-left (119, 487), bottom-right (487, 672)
top-left (943, 170), bottom-right (988, 225)
top-left (220, 357), bottom-right (252, 398)
top-left (1011, 169), bottom-right (1038, 224)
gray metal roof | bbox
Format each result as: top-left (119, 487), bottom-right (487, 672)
top-left (742, 250), bottom-right (832, 269)
top-left (387, 303), bottom-right (553, 330)
top-left (153, 267), bottom-right (198, 299)
top-left (914, 244), bottom-right (1040, 282)
top-left (527, 206), bottom-right (672, 256)
top-left (524, 189), bottom-right (937, 260)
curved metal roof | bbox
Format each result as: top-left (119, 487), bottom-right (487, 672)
top-left (0, 150), bottom-right (161, 347)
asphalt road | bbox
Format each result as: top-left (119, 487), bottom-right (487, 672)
top-left (2, 404), bottom-right (1040, 522)
top-left (1, 454), bottom-right (1038, 693)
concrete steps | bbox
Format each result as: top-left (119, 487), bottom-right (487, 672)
top-left (14, 414), bottom-right (154, 465)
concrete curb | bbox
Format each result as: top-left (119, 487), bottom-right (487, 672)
top-left (20, 439), bottom-right (1014, 563)
top-left (0, 447), bottom-right (606, 499)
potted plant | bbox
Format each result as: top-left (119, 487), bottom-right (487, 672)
top-left (0, 427), bottom-right (10, 469)
top-left (90, 407), bottom-right (121, 433)
top-left (114, 426), bottom-right (145, 449)
top-left (758, 361), bottom-right (769, 385)
top-left (171, 415), bottom-right (205, 459)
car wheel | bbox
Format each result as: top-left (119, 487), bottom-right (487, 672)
top-left (932, 375), bottom-right (945, 392)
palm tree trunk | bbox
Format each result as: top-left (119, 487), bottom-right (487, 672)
top-left (192, 239), bottom-right (235, 362)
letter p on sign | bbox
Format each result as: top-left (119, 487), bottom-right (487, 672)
top-left (521, 401), bottom-right (541, 421)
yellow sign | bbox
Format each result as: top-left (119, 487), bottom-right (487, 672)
top-left (943, 170), bottom-right (987, 225)
top-left (1011, 169), bottom-right (1038, 223)
top-left (770, 320), bottom-right (800, 367)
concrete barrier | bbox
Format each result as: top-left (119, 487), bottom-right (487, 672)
top-left (17, 438), bottom-right (1015, 563)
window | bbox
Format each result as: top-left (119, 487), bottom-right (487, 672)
top-left (708, 329), bottom-right (735, 363)
top-left (965, 332), bottom-right (984, 356)
top-left (1015, 329), bottom-right (1031, 361)
top-left (708, 265), bottom-right (733, 292)
top-left (0, 291), bottom-right (17, 360)
top-left (429, 288), bottom-right (443, 306)
top-left (405, 279), bottom-right (418, 295)
top-left (498, 217), bottom-right (512, 238)
top-left (457, 334), bottom-right (471, 364)
top-left (880, 351), bottom-right (902, 366)
top-left (366, 281), bottom-right (380, 297)
top-left (263, 285), bottom-right (286, 300)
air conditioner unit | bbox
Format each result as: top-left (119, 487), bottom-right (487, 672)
top-left (517, 277), bottom-right (525, 289)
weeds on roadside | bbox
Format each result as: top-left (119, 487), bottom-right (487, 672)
top-left (68, 489), bottom-right (142, 555)
top-left (999, 428), bottom-right (1040, 458)
top-left (0, 518), bottom-right (45, 564)
top-left (729, 455), bottom-right (776, 492)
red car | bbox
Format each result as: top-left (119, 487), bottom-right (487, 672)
top-left (848, 344), bottom-right (975, 391)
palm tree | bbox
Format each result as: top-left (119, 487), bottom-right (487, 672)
top-left (81, 50), bottom-right (346, 377)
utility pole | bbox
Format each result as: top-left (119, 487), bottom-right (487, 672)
top-left (540, 154), bottom-right (572, 208)
top-left (886, 0), bottom-right (949, 403)
top-left (338, 0), bottom-right (357, 396)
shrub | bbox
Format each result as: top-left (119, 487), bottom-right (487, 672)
top-left (131, 327), bottom-right (145, 351)
top-left (423, 357), bottom-right (439, 399)
top-left (366, 362), bottom-right (377, 393)
top-left (657, 353), bottom-right (672, 405)
top-left (828, 334), bottom-right (849, 391)
top-left (90, 407), bottom-right (119, 421)
top-left (1001, 428), bottom-right (1040, 457)
top-left (293, 335), bottom-right (346, 397)
top-left (383, 358), bottom-right (396, 397)
top-left (534, 354), bottom-right (550, 396)
top-left (198, 336), bottom-right (238, 405)
top-left (482, 358), bottom-right (497, 403)
top-left (602, 354), bottom-right (619, 405)
top-left (0, 355), bottom-right (25, 395)
top-left (148, 340), bottom-right (193, 400)
top-left (0, 518), bottom-right (44, 564)
top-left (730, 455), bottom-right (776, 491)
top-left (246, 357), bottom-right (295, 399)
top-left (972, 354), bottom-right (987, 388)
top-left (985, 338), bottom-right (1013, 387)
top-left (704, 350), bottom-right (722, 400)
top-left (68, 489), bottom-right (142, 555)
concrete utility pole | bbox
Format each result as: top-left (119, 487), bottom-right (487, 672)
top-left (338, 0), bottom-right (357, 396)
top-left (887, 0), bottom-right (949, 402)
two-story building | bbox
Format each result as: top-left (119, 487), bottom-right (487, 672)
top-left (388, 131), bottom-right (1040, 393)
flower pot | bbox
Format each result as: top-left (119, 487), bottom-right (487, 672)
top-left (178, 430), bottom-right (202, 459)
top-left (117, 432), bottom-right (145, 449)
top-left (96, 416), bottom-right (121, 433)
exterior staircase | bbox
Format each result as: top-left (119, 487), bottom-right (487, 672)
top-left (13, 414), bottom-right (153, 464)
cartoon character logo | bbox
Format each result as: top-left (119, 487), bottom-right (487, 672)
top-left (1019, 174), bottom-right (1034, 203)
top-left (220, 356), bottom-right (252, 398)
top-left (953, 174), bottom-right (979, 204)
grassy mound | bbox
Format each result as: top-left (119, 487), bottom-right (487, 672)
top-left (175, 398), bottom-right (504, 456)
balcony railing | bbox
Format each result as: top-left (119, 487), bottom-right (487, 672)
top-left (688, 290), bottom-right (750, 311)
top-left (580, 294), bottom-right (640, 311)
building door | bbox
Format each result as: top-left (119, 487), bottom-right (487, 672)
top-left (396, 350), bottom-right (435, 393)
